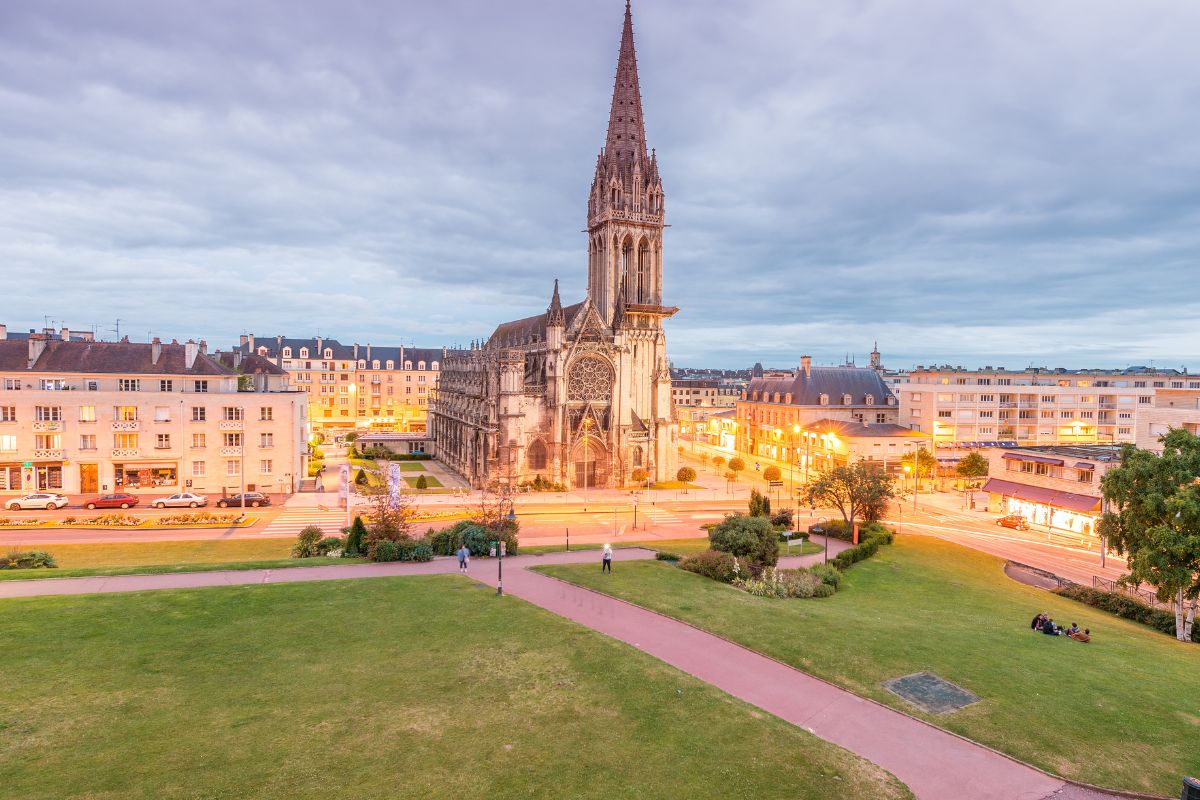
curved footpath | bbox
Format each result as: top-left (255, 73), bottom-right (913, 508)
top-left (0, 548), bottom-right (1132, 800)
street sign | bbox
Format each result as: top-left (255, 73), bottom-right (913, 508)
top-left (23, 461), bottom-right (32, 468)
top-left (768, 480), bottom-right (784, 488)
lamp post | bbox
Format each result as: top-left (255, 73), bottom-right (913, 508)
top-left (581, 417), bottom-right (594, 510)
top-left (790, 424), bottom-right (800, 513)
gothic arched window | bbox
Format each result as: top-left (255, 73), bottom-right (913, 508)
top-left (528, 440), bottom-right (547, 470)
top-left (637, 239), bottom-right (650, 302)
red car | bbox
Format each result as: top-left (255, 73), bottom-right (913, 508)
top-left (84, 493), bottom-right (140, 510)
top-left (997, 514), bottom-right (1030, 531)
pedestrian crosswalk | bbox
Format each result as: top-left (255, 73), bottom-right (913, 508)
top-left (260, 508), bottom-right (352, 537)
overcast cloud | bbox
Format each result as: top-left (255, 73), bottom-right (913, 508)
top-left (2, 0), bottom-right (1198, 370)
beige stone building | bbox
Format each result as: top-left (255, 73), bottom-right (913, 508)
top-left (0, 332), bottom-right (307, 497)
top-left (980, 444), bottom-right (1120, 536)
top-left (1134, 386), bottom-right (1200, 453)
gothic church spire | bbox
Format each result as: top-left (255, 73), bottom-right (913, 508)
top-left (603, 0), bottom-right (648, 169)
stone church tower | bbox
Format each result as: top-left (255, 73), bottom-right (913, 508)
top-left (430, 0), bottom-right (678, 490)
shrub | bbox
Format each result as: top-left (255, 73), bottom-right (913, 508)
top-left (655, 551), bottom-right (682, 561)
top-left (412, 542), bottom-right (434, 562)
top-left (1053, 585), bottom-right (1200, 643)
top-left (808, 562), bottom-right (841, 589)
top-left (373, 540), bottom-right (400, 562)
top-left (428, 519), bottom-right (518, 557)
top-left (415, 475), bottom-right (429, 490)
top-left (317, 536), bottom-right (344, 556)
top-left (519, 474), bottom-right (568, 492)
top-left (0, 550), bottom-right (58, 570)
top-left (709, 514), bottom-right (778, 569)
top-left (812, 583), bottom-right (837, 598)
top-left (354, 468), bottom-right (368, 486)
top-left (830, 525), bottom-right (894, 571)
top-left (307, 461), bottom-right (324, 477)
top-left (679, 549), bottom-right (738, 583)
top-left (736, 567), bottom-right (821, 599)
top-left (748, 489), bottom-right (771, 518)
top-left (676, 467), bottom-right (697, 483)
top-left (344, 516), bottom-right (367, 557)
top-left (292, 526), bottom-right (324, 558)
top-left (630, 468), bottom-right (648, 485)
top-left (770, 508), bottom-right (794, 529)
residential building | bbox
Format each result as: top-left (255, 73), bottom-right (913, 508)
top-left (980, 445), bottom-right (1122, 536)
top-left (1134, 386), bottom-right (1200, 453)
top-left (234, 335), bottom-right (455, 436)
top-left (898, 365), bottom-right (1197, 448)
top-left (671, 377), bottom-right (742, 409)
top-left (430, 3), bottom-right (677, 489)
top-left (0, 332), bottom-right (307, 496)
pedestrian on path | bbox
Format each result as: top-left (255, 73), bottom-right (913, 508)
top-left (457, 544), bottom-right (470, 573)
top-left (602, 543), bottom-right (613, 573)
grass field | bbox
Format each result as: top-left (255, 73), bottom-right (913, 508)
top-left (396, 462), bottom-right (426, 472)
top-left (0, 577), bottom-right (911, 800)
top-left (540, 536), bottom-right (1200, 795)
top-left (522, 538), bottom-right (823, 557)
top-left (404, 475), bottom-right (443, 488)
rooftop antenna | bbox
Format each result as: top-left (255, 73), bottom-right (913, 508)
top-left (109, 319), bottom-right (122, 341)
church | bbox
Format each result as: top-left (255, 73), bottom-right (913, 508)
top-left (429, 2), bottom-right (678, 490)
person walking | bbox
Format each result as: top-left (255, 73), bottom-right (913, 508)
top-left (457, 544), bottom-right (470, 574)
top-left (602, 543), bottom-right (613, 573)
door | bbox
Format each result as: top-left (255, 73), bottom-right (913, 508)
top-left (574, 460), bottom-right (596, 489)
top-left (80, 463), bottom-right (98, 494)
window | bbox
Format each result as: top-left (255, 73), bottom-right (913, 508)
top-left (937, 393), bottom-right (953, 402)
top-left (260, 432), bottom-right (273, 448)
top-left (979, 395), bottom-right (994, 402)
top-left (36, 406), bottom-right (63, 421)
top-left (997, 378), bottom-right (1011, 385)
top-left (193, 461), bottom-right (206, 477)
top-left (79, 434), bottom-right (97, 450)
top-left (226, 460), bottom-right (241, 476)
top-left (154, 406), bottom-right (171, 422)
top-left (1040, 395), bottom-right (1054, 403)
top-left (115, 406), bottom-right (137, 421)
top-left (156, 433), bottom-right (171, 449)
top-left (192, 433), bottom-right (206, 448)
top-left (3, 378), bottom-right (21, 391)
top-left (192, 380), bottom-right (209, 393)
top-left (937, 411), bottom-right (953, 418)
top-left (418, 375), bottom-right (426, 384)
top-left (35, 434), bottom-right (61, 450)
top-left (910, 392), bottom-right (922, 401)
top-left (223, 432), bottom-right (242, 447)
top-left (79, 405), bottom-right (95, 422)
top-left (1060, 411), bottom-right (1073, 419)
top-left (160, 380), bottom-right (174, 392)
top-left (1076, 469), bottom-right (1093, 483)
top-left (118, 378), bottom-right (141, 392)
top-left (1138, 396), bottom-right (1152, 404)
top-left (259, 406), bottom-right (273, 421)
top-left (85, 379), bottom-right (98, 391)
top-left (40, 379), bottom-right (67, 390)
top-left (299, 347), bottom-right (309, 358)
top-left (979, 410), bottom-right (994, 418)
top-left (223, 406), bottom-right (244, 421)
top-left (0, 434), bottom-right (15, 451)
top-left (191, 406), bottom-right (206, 422)
top-left (114, 433), bottom-right (138, 449)
top-left (876, 413), bottom-right (888, 423)
top-left (260, 459), bottom-right (273, 474)
top-left (1119, 426), bottom-right (1132, 435)
top-left (0, 406), bottom-right (14, 422)
top-left (282, 347), bottom-right (292, 358)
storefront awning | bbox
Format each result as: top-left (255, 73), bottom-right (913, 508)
top-left (1073, 462), bottom-right (1095, 470)
top-left (1052, 491), bottom-right (1101, 512)
top-left (1002, 453), bottom-right (1065, 466)
top-left (983, 478), bottom-right (1100, 513)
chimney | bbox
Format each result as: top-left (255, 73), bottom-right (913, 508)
top-left (353, 343), bottom-right (359, 360)
top-left (247, 333), bottom-right (255, 353)
top-left (198, 339), bottom-right (207, 355)
top-left (315, 336), bottom-right (323, 354)
top-left (60, 327), bottom-right (70, 341)
top-left (366, 343), bottom-right (371, 361)
top-left (239, 334), bottom-right (248, 347)
top-left (185, 339), bottom-right (198, 369)
top-left (233, 350), bottom-right (243, 369)
top-left (27, 333), bottom-right (48, 369)
top-left (151, 337), bottom-right (162, 365)
top-left (0, 324), bottom-right (6, 340)
top-left (800, 355), bottom-right (812, 378)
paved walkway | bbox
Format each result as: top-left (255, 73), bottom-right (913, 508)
top-left (0, 551), bottom-right (1124, 800)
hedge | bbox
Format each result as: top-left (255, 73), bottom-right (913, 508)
top-left (829, 524), bottom-right (894, 571)
top-left (1052, 584), bottom-right (1200, 643)
top-left (0, 550), bottom-right (57, 570)
top-left (679, 550), bottom-right (738, 583)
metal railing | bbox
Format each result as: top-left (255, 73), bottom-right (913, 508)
top-left (1091, 575), bottom-right (1166, 609)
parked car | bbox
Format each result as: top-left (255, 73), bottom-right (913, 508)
top-left (4, 493), bottom-right (69, 511)
top-left (217, 492), bottom-right (270, 508)
top-left (997, 514), bottom-right (1031, 531)
top-left (151, 492), bottom-right (208, 509)
top-left (84, 492), bottom-right (140, 510)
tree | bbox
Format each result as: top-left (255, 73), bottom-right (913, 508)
top-left (630, 467), bottom-right (648, 485)
top-left (700, 453), bottom-right (710, 467)
top-left (956, 452), bottom-right (989, 484)
top-left (1099, 429), bottom-right (1200, 642)
top-left (708, 514), bottom-right (778, 569)
top-left (676, 466), bottom-right (697, 484)
top-left (806, 462), bottom-right (897, 527)
top-left (727, 457), bottom-right (745, 481)
top-left (415, 475), bottom-right (429, 490)
top-left (712, 455), bottom-right (726, 474)
top-left (358, 476), bottom-right (417, 559)
top-left (354, 468), bottom-right (368, 486)
top-left (343, 516), bottom-right (367, 557)
top-left (748, 488), bottom-right (771, 518)
top-left (762, 465), bottom-right (781, 482)
top-left (344, 432), bottom-right (358, 443)
top-left (900, 448), bottom-right (938, 480)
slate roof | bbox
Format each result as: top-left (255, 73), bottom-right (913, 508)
top-left (806, 418), bottom-right (926, 439)
top-left (213, 351), bottom-right (287, 376)
top-left (235, 337), bottom-right (455, 368)
top-left (489, 301), bottom-right (585, 347)
top-left (0, 339), bottom-right (232, 376)
top-left (744, 366), bottom-right (895, 407)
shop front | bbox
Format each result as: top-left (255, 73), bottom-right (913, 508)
top-left (0, 462), bottom-right (64, 493)
top-left (113, 462), bottom-right (179, 492)
top-left (983, 477), bottom-right (1101, 536)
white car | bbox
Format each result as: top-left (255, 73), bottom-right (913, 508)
top-left (5, 493), bottom-right (70, 511)
top-left (151, 492), bottom-right (208, 509)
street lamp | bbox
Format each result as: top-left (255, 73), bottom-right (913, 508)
top-left (581, 417), bottom-right (594, 509)
top-left (790, 424), bottom-right (801, 514)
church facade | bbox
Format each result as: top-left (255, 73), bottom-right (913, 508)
top-left (429, 2), bottom-right (678, 490)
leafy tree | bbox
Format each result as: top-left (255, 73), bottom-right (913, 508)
top-left (700, 453), bottom-right (710, 467)
top-left (676, 466), bottom-right (697, 484)
top-left (762, 465), bottom-right (782, 483)
top-left (806, 462), bottom-right (897, 527)
top-left (748, 488), bottom-right (771, 518)
top-left (727, 457), bottom-right (746, 480)
top-left (712, 455), bottom-right (726, 474)
top-left (1099, 429), bottom-right (1200, 642)
top-left (344, 432), bottom-right (358, 443)
top-left (900, 448), bottom-right (938, 480)
top-left (343, 516), bottom-right (367, 557)
top-left (630, 467), bottom-right (648, 485)
top-left (354, 468), bottom-right (368, 486)
top-left (708, 514), bottom-right (778, 569)
top-left (956, 452), bottom-right (989, 484)
top-left (415, 475), bottom-right (429, 490)
top-left (358, 475), bottom-right (417, 559)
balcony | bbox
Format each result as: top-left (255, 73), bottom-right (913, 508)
top-left (220, 446), bottom-right (243, 456)
top-left (32, 420), bottom-right (63, 432)
top-left (33, 449), bottom-right (64, 460)
top-left (112, 420), bottom-right (140, 431)
top-left (112, 448), bottom-right (139, 458)
top-left (218, 419), bottom-right (244, 431)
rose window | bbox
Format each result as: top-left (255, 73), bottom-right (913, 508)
top-left (568, 356), bottom-right (614, 402)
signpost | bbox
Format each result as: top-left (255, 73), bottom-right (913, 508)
top-left (339, 464), bottom-right (351, 528)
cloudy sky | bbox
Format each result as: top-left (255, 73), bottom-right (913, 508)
top-left (2, 0), bottom-right (1198, 370)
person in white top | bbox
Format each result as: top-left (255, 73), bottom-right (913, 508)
top-left (602, 543), bottom-right (613, 573)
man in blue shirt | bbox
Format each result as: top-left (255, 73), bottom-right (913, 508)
top-left (457, 544), bottom-right (470, 574)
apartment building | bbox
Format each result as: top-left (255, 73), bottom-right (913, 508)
top-left (1134, 386), bottom-right (1200, 453)
top-left (671, 377), bottom-right (742, 409)
top-left (0, 333), bottom-right (307, 496)
top-left (235, 335), bottom-right (456, 436)
top-left (981, 445), bottom-right (1121, 536)
top-left (898, 366), bottom-right (1198, 448)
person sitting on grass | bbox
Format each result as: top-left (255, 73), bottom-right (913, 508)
top-left (1069, 628), bottom-right (1091, 643)
top-left (1065, 622), bottom-right (1080, 637)
top-left (1041, 617), bottom-right (1061, 636)
top-left (1030, 612), bottom-right (1046, 631)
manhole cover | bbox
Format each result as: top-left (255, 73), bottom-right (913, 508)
top-left (882, 672), bottom-right (980, 714)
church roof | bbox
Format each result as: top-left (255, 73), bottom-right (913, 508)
top-left (488, 301), bottom-right (584, 347)
top-left (744, 366), bottom-right (895, 407)
top-left (604, 1), bottom-right (649, 169)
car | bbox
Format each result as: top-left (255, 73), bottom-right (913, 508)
top-left (84, 493), bottom-right (140, 510)
top-left (151, 492), bottom-right (208, 509)
top-left (4, 493), bottom-right (69, 511)
top-left (997, 514), bottom-right (1030, 531)
top-left (217, 492), bottom-right (270, 508)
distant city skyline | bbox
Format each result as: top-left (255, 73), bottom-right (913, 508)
top-left (3, 0), bottom-right (1199, 369)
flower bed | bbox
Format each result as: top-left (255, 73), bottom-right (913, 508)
top-left (62, 514), bottom-right (143, 527)
top-left (0, 518), bottom-right (44, 527)
top-left (158, 512), bottom-right (242, 526)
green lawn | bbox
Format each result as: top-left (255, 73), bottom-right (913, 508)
top-left (522, 538), bottom-right (822, 557)
top-left (395, 462), bottom-right (426, 472)
top-left (539, 536), bottom-right (1200, 796)
top-left (404, 475), bottom-right (443, 488)
top-left (0, 577), bottom-right (910, 800)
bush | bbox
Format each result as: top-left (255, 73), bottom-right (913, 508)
top-left (630, 468), bottom-right (648, 485)
top-left (655, 551), bottom-right (682, 561)
top-left (519, 474), bottom-right (568, 492)
top-left (291, 526), bottom-right (324, 558)
top-left (354, 468), bottom-right (368, 486)
top-left (812, 583), bottom-right (837, 598)
top-left (413, 542), bottom-right (434, 562)
top-left (679, 549), bottom-right (738, 583)
top-left (748, 489), bottom-right (771, 518)
top-left (1053, 585), bottom-right (1200, 643)
top-left (415, 475), bottom-right (429, 490)
top-left (307, 461), bottom-right (324, 477)
top-left (317, 536), bottom-right (344, 556)
top-left (808, 562), bottom-right (842, 589)
top-left (344, 516), bottom-right (367, 557)
top-left (373, 540), bottom-right (400, 562)
top-left (830, 525), bottom-right (894, 571)
top-left (709, 514), bottom-right (778, 569)
top-left (427, 519), bottom-right (518, 557)
top-left (0, 550), bottom-right (57, 570)
top-left (737, 567), bottom-right (821, 599)
top-left (770, 508), bottom-right (794, 529)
